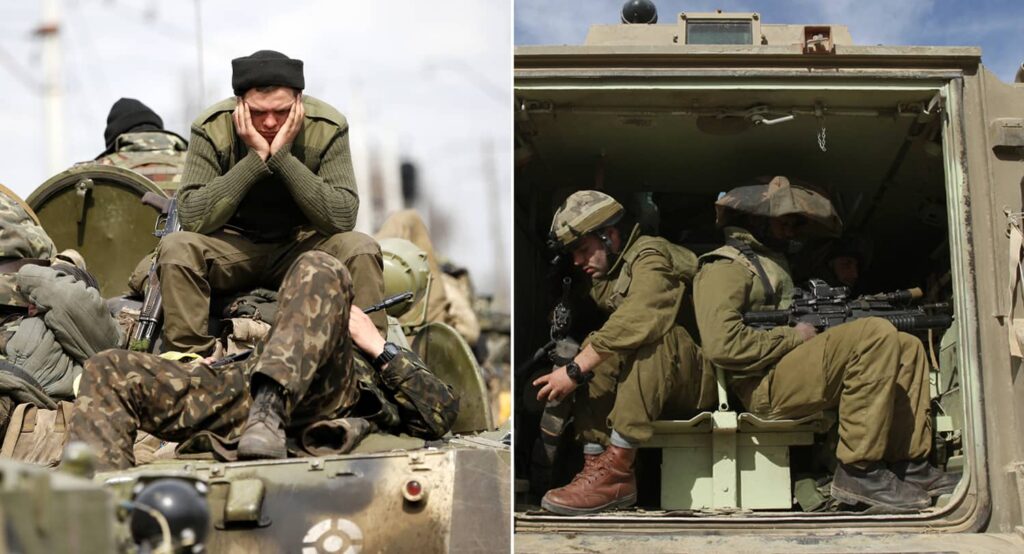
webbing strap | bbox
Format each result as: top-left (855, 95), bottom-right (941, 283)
top-left (727, 238), bottom-right (777, 307)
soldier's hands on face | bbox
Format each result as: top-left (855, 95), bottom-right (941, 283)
top-left (350, 305), bottom-right (387, 360)
top-left (794, 321), bottom-right (819, 342)
top-left (533, 366), bottom-right (578, 403)
top-left (234, 98), bottom-right (270, 161)
top-left (270, 93), bottom-right (304, 157)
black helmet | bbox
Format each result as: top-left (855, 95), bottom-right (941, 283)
top-left (130, 478), bottom-right (211, 552)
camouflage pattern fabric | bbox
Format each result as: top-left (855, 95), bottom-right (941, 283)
top-left (0, 191), bottom-right (55, 261)
top-left (95, 131), bottom-right (187, 187)
top-left (69, 250), bottom-right (458, 471)
top-left (549, 190), bottom-right (624, 250)
top-left (715, 176), bottom-right (843, 238)
top-left (0, 188), bottom-right (56, 308)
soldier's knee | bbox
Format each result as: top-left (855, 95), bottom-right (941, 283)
top-left (316, 231), bottom-right (381, 264)
top-left (155, 231), bottom-right (206, 267)
top-left (293, 250), bottom-right (350, 279)
top-left (857, 317), bottom-right (899, 340)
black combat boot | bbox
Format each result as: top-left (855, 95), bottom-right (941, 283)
top-left (892, 460), bottom-right (961, 497)
top-left (831, 462), bottom-right (931, 512)
top-left (237, 378), bottom-right (288, 460)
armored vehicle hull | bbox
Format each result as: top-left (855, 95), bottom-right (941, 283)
top-left (514, 7), bottom-right (1024, 551)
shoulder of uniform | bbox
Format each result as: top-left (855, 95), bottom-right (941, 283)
top-left (302, 95), bottom-right (347, 129)
top-left (192, 97), bottom-right (237, 128)
top-left (698, 244), bottom-right (740, 265)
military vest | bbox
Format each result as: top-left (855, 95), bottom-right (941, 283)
top-left (95, 131), bottom-right (188, 189)
top-left (592, 226), bottom-right (698, 313)
top-left (192, 95), bottom-right (348, 239)
top-left (698, 228), bottom-right (795, 310)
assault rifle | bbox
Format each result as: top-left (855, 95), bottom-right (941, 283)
top-left (517, 276), bottom-right (580, 376)
top-left (129, 193), bottom-right (180, 352)
top-left (742, 278), bottom-right (953, 333)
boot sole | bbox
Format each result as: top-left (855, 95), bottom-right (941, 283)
top-left (237, 440), bottom-right (287, 460)
top-left (541, 493), bottom-right (637, 516)
top-left (831, 483), bottom-right (930, 512)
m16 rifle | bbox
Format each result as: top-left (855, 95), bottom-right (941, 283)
top-left (129, 193), bottom-right (180, 352)
top-left (742, 278), bottom-right (954, 332)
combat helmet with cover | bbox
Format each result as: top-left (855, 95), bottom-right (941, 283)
top-left (548, 190), bottom-right (625, 252)
top-left (715, 175), bottom-right (843, 238)
top-left (0, 184), bottom-right (56, 307)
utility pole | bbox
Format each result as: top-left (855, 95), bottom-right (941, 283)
top-left (37, 0), bottom-right (64, 175)
top-left (194, 0), bottom-right (205, 105)
top-left (483, 137), bottom-right (509, 310)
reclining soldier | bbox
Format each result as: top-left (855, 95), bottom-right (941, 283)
top-left (67, 250), bottom-right (459, 470)
top-left (157, 49), bottom-right (384, 357)
top-left (0, 189), bottom-right (121, 408)
top-left (693, 176), bottom-right (958, 511)
top-left (534, 191), bottom-right (716, 515)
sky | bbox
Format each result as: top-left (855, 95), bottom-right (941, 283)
top-left (515, 0), bottom-right (1024, 83)
top-left (0, 0), bottom-right (511, 304)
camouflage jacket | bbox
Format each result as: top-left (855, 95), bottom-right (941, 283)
top-left (94, 131), bottom-right (188, 188)
top-left (350, 348), bottom-right (459, 440)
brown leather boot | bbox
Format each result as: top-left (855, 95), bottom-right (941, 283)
top-left (541, 445), bottom-right (637, 515)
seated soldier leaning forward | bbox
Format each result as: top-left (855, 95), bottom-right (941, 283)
top-left (158, 49), bottom-right (385, 357)
top-left (694, 176), bottom-right (959, 512)
top-left (534, 190), bottom-right (717, 516)
top-left (67, 251), bottom-right (459, 471)
top-left (92, 97), bottom-right (188, 187)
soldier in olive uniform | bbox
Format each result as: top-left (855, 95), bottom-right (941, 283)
top-left (68, 250), bottom-right (459, 470)
top-left (93, 98), bottom-right (188, 187)
top-left (158, 49), bottom-right (385, 357)
top-left (534, 190), bottom-right (716, 515)
top-left (694, 176), bottom-right (958, 511)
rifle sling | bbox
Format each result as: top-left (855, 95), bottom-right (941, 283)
top-left (726, 238), bottom-right (777, 307)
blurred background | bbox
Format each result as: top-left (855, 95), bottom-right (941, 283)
top-left (0, 0), bottom-right (511, 309)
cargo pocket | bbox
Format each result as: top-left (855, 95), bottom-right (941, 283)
top-left (766, 338), bottom-right (829, 419)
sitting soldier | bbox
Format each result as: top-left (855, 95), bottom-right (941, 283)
top-left (67, 250), bottom-right (459, 470)
top-left (534, 190), bottom-right (716, 515)
top-left (93, 97), bottom-right (188, 187)
top-left (694, 176), bottom-right (958, 511)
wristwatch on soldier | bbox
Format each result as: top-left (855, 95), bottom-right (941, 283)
top-left (565, 360), bottom-right (593, 384)
top-left (372, 342), bottom-right (400, 370)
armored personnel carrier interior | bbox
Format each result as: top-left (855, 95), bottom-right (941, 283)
top-left (514, 8), bottom-right (977, 532)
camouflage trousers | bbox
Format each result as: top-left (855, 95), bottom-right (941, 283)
top-left (574, 325), bottom-right (717, 445)
top-left (156, 228), bottom-right (385, 354)
top-left (68, 251), bottom-right (359, 471)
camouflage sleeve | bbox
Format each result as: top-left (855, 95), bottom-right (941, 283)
top-left (267, 130), bottom-right (359, 234)
top-left (377, 349), bottom-right (460, 439)
top-left (177, 127), bottom-right (271, 233)
top-left (694, 260), bottom-right (803, 372)
top-left (589, 251), bottom-right (684, 355)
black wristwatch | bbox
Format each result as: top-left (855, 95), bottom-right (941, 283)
top-left (565, 360), bottom-right (593, 384)
top-left (372, 342), bottom-right (400, 369)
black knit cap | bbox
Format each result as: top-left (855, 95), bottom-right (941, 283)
top-left (104, 98), bottom-right (163, 150)
top-left (231, 50), bottom-right (305, 96)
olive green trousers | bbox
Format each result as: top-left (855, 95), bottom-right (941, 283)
top-left (746, 318), bottom-right (932, 466)
top-left (155, 229), bottom-right (385, 354)
top-left (574, 325), bottom-right (717, 445)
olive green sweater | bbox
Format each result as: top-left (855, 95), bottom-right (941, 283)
top-left (177, 96), bottom-right (359, 240)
